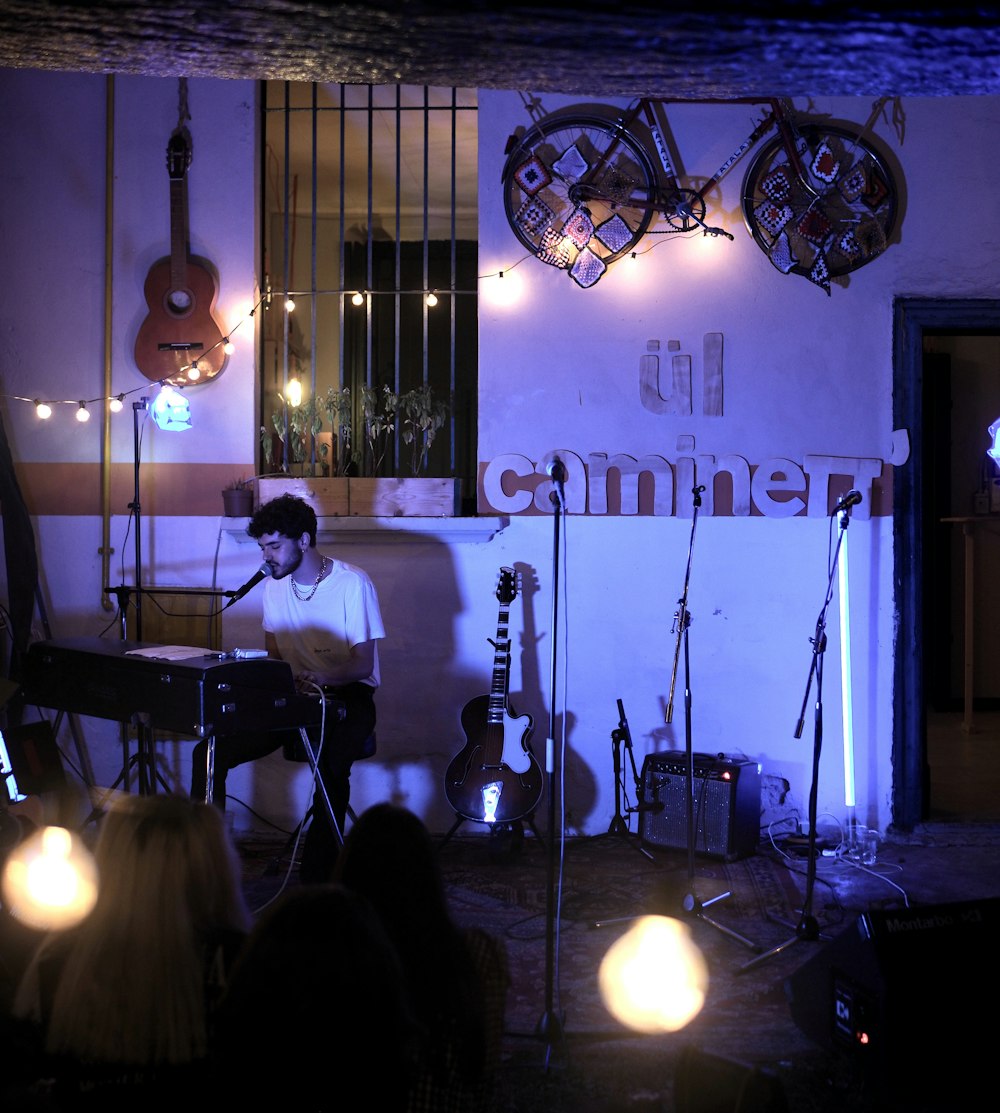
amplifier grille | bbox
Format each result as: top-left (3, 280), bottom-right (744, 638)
top-left (640, 752), bottom-right (761, 861)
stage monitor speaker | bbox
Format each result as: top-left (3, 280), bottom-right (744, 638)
top-left (785, 897), bottom-right (1000, 1109)
top-left (640, 752), bottom-right (760, 861)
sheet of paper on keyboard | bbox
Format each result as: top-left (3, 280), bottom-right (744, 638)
top-left (123, 646), bottom-right (212, 661)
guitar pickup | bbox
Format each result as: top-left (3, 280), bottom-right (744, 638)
top-left (157, 341), bottom-right (204, 351)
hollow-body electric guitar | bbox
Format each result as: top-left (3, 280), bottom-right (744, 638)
top-left (134, 127), bottom-right (228, 387)
top-left (445, 567), bottom-right (543, 825)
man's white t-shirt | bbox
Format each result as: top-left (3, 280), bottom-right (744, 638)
top-left (261, 555), bottom-right (385, 688)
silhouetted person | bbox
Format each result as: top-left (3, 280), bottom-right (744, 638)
top-left (10, 794), bottom-right (250, 1110)
top-left (336, 803), bottom-right (509, 1112)
top-left (210, 882), bottom-right (416, 1109)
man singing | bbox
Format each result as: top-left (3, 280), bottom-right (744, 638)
top-left (192, 493), bottom-right (385, 882)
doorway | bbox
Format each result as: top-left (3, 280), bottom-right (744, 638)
top-left (893, 298), bottom-right (1000, 829)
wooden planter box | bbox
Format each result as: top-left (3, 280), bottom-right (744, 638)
top-left (255, 476), bottom-right (350, 517)
top-left (255, 476), bottom-right (460, 517)
top-left (348, 477), bottom-right (461, 517)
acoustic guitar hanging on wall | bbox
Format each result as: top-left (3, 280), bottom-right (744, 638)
top-left (134, 127), bottom-right (228, 387)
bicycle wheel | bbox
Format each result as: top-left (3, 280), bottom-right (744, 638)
top-left (502, 113), bottom-right (657, 288)
top-left (741, 122), bottom-right (898, 293)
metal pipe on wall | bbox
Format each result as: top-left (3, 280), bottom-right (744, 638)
top-left (100, 75), bottom-right (115, 611)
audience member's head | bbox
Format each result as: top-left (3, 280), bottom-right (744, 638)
top-left (15, 792), bottom-right (250, 1067)
top-left (335, 803), bottom-right (507, 1096)
top-left (211, 882), bottom-right (415, 1108)
top-left (335, 802), bottom-right (450, 940)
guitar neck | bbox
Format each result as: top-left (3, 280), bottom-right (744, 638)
top-left (169, 177), bottom-right (189, 290)
top-left (487, 604), bottom-right (511, 723)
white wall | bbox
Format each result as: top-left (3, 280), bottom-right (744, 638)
top-left (4, 72), bottom-right (1000, 841)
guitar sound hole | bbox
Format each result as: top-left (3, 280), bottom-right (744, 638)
top-left (167, 288), bottom-right (194, 315)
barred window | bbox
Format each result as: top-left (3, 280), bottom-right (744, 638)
top-left (259, 83), bottom-right (478, 507)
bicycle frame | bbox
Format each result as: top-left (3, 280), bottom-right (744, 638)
top-left (501, 91), bottom-right (900, 291)
top-left (591, 97), bottom-right (808, 223)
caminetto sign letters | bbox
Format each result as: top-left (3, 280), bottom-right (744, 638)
top-left (477, 447), bottom-right (903, 519)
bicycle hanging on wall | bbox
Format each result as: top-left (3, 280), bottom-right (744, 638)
top-left (501, 96), bottom-right (900, 294)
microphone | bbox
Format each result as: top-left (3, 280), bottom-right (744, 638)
top-left (832, 490), bottom-right (862, 515)
top-left (225, 562), bottom-right (271, 604)
top-left (546, 456), bottom-right (566, 509)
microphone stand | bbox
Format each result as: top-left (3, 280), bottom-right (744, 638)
top-left (667, 485), bottom-right (760, 953)
top-left (738, 505), bottom-right (851, 973)
top-left (601, 699), bottom-right (655, 859)
top-left (537, 461), bottom-right (565, 1066)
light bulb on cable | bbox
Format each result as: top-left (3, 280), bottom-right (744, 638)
top-left (109, 394), bottom-right (124, 414)
top-left (187, 360), bottom-right (201, 382)
top-left (223, 337), bottom-right (235, 355)
top-left (286, 377), bottom-right (303, 408)
top-left (599, 915), bottom-right (707, 1033)
top-left (1, 825), bottom-right (99, 931)
top-left (284, 297), bottom-right (296, 312)
top-left (425, 291), bottom-right (439, 307)
top-left (75, 402), bottom-right (90, 423)
top-left (35, 400), bottom-right (52, 420)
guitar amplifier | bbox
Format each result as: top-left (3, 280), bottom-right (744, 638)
top-left (640, 751), bottom-right (761, 861)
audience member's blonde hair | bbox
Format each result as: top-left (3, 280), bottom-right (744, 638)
top-left (14, 793), bottom-right (250, 1067)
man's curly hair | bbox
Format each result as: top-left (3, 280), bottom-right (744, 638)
top-left (247, 493), bottom-right (317, 546)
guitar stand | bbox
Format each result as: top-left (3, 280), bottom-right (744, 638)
top-left (438, 810), bottom-right (545, 852)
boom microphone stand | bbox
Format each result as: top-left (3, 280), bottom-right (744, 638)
top-left (738, 494), bottom-right (859, 973)
top-left (667, 485), bottom-right (759, 952)
top-left (605, 698), bottom-right (654, 859)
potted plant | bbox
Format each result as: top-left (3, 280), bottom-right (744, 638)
top-left (221, 476), bottom-right (255, 517)
top-left (348, 384), bottom-right (457, 516)
top-left (358, 384), bottom-right (399, 476)
top-left (260, 397), bottom-right (330, 477)
top-left (259, 383), bottom-right (457, 517)
top-left (398, 383), bottom-right (450, 476)
top-left (258, 392), bottom-right (351, 517)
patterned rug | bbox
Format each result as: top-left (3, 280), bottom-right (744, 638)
top-left (238, 827), bottom-right (997, 1111)
top-left (433, 832), bottom-right (872, 1112)
top-left (440, 833), bottom-right (807, 1033)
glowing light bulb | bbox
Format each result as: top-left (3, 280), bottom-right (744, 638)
top-left (425, 291), bottom-right (439, 307)
top-left (35, 400), bottom-right (52, 419)
top-left (76, 402), bottom-right (90, 423)
top-left (187, 361), bottom-right (202, 382)
top-left (599, 916), bottom-right (708, 1033)
top-left (482, 267), bottom-right (523, 309)
top-left (286, 377), bottom-right (303, 408)
top-left (1, 825), bottom-right (99, 931)
top-left (223, 337), bottom-right (235, 355)
top-left (284, 297), bottom-right (296, 312)
top-left (351, 291), bottom-right (364, 307)
top-left (109, 395), bottom-right (124, 413)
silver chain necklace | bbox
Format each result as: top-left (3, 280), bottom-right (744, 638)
top-left (290, 556), bottom-right (327, 602)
